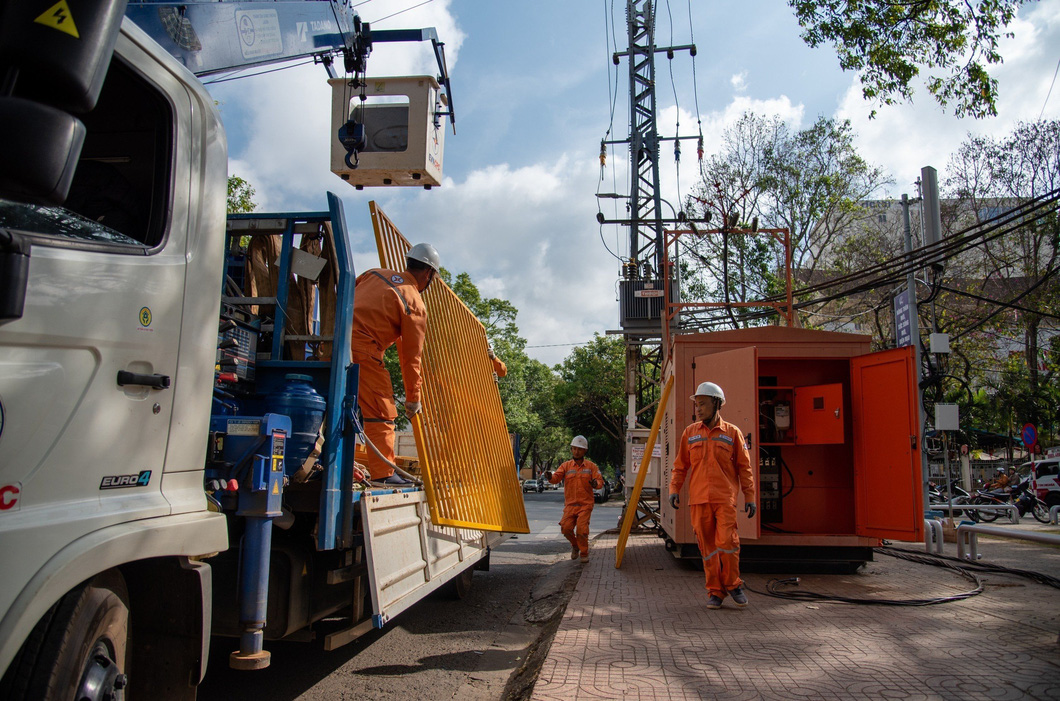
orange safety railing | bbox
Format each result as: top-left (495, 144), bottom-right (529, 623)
top-left (368, 202), bottom-right (530, 534)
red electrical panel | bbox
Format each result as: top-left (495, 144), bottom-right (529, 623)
top-left (794, 383), bottom-right (844, 444)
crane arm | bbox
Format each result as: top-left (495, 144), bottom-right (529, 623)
top-left (125, 1), bottom-right (454, 127)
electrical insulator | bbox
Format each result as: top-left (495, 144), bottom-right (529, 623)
top-left (697, 134), bottom-right (704, 162)
top-left (599, 139), bottom-right (606, 167)
top-left (674, 138), bottom-right (681, 163)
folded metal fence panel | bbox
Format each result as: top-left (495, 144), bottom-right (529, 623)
top-left (369, 202), bottom-right (529, 533)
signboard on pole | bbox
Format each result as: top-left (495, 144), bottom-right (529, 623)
top-left (1021, 423), bottom-right (1037, 448)
top-left (893, 287), bottom-right (911, 348)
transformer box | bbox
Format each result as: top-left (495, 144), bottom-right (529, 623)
top-left (660, 326), bottom-right (924, 569)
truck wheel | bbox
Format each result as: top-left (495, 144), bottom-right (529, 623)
top-left (1, 571), bottom-right (130, 701)
top-left (446, 567), bottom-right (474, 600)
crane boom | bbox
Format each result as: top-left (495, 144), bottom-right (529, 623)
top-left (124, 1), bottom-right (454, 127)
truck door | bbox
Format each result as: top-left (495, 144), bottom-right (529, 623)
top-left (694, 346), bottom-right (759, 540)
top-left (0, 46), bottom-right (217, 529)
top-left (851, 347), bottom-right (924, 541)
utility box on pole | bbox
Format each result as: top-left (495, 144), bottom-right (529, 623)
top-left (625, 428), bottom-right (661, 493)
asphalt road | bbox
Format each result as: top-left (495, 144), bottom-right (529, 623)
top-left (196, 490), bottom-right (626, 700)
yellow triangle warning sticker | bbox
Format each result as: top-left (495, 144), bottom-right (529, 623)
top-left (272, 482), bottom-right (279, 495)
top-left (35, 1), bottom-right (80, 39)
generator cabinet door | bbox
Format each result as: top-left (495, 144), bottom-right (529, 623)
top-left (693, 346), bottom-right (759, 540)
top-left (851, 347), bottom-right (923, 541)
top-left (793, 383), bottom-right (844, 444)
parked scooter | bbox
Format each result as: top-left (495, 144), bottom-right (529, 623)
top-left (928, 480), bottom-right (980, 523)
top-left (1012, 480), bottom-right (1051, 523)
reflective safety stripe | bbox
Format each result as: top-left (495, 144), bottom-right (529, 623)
top-left (712, 434), bottom-right (734, 445)
top-left (369, 270), bottom-right (412, 315)
top-left (701, 545), bottom-right (740, 562)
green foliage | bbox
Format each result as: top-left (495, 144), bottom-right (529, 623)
top-left (684, 113), bottom-right (889, 327)
top-left (790, 0), bottom-right (1024, 118)
top-left (227, 175), bottom-right (256, 214)
top-left (942, 119), bottom-right (1060, 440)
top-left (553, 335), bottom-right (627, 469)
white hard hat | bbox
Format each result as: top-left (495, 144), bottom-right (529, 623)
top-left (407, 242), bottom-right (441, 272)
top-left (691, 381), bottom-right (725, 405)
top-left (570, 435), bottom-right (589, 450)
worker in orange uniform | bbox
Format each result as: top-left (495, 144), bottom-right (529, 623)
top-left (544, 435), bottom-right (604, 562)
top-left (350, 243), bottom-right (440, 484)
top-left (669, 381), bottom-right (756, 609)
top-left (488, 344), bottom-right (507, 378)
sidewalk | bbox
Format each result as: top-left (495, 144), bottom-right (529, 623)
top-left (532, 528), bottom-right (1060, 700)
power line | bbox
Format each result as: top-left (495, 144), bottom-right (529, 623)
top-left (202, 59), bottom-right (316, 85)
top-left (1040, 56), bottom-right (1060, 122)
top-left (525, 341), bottom-right (592, 349)
top-left (367, 0), bottom-right (435, 25)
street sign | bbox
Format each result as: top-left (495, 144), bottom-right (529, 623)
top-left (1021, 423), bottom-right (1037, 448)
top-left (893, 287), bottom-right (911, 348)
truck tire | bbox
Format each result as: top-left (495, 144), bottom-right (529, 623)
top-left (0, 570), bottom-right (130, 701)
top-left (446, 567), bottom-right (474, 600)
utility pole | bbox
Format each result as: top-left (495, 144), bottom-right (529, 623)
top-left (902, 194), bottom-right (931, 515)
top-left (607, 0), bottom-right (696, 434)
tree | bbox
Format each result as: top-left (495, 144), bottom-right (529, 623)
top-left (553, 335), bottom-right (627, 469)
top-left (943, 119), bottom-right (1060, 432)
top-left (790, 0), bottom-right (1026, 119)
top-left (227, 175), bottom-right (256, 213)
top-left (683, 114), bottom-right (890, 327)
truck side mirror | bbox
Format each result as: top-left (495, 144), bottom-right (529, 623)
top-left (0, 97), bottom-right (85, 204)
top-left (0, 0), bottom-right (128, 113)
top-left (0, 229), bottom-right (29, 326)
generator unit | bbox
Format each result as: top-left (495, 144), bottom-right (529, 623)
top-left (660, 326), bottom-right (924, 570)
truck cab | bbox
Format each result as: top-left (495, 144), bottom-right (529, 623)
top-left (0, 16), bottom-right (230, 700)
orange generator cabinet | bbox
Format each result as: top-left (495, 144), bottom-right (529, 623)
top-left (660, 326), bottom-right (924, 569)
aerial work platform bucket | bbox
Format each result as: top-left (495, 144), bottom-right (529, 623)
top-left (329, 75), bottom-right (446, 188)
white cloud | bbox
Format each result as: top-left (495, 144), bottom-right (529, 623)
top-left (349, 156), bottom-right (619, 367)
top-left (731, 71), bottom-right (748, 93)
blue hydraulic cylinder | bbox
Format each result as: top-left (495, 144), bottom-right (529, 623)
top-left (229, 413), bottom-right (290, 671)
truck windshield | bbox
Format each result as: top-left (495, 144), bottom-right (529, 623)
top-left (0, 197), bottom-right (143, 247)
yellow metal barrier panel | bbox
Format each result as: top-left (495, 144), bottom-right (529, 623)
top-left (368, 202), bottom-right (530, 534)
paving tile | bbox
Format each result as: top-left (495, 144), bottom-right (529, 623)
top-left (531, 531), bottom-right (1060, 701)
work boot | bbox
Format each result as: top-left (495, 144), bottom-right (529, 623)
top-left (706, 594), bottom-right (723, 610)
top-left (730, 587), bottom-right (748, 608)
top-left (379, 473), bottom-right (412, 486)
top-left (570, 545), bottom-right (579, 560)
top-left (579, 551), bottom-right (589, 563)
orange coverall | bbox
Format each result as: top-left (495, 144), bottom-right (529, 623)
top-left (350, 268), bottom-right (427, 479)
top-left (491, 356), bottom-right (507, 378)
top-left (670, 417), bottom-right (755, 599)
top-left (548, 458), bottom-right (604, 556)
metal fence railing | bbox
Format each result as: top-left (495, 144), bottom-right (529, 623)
top-left (957, 522), bottom-right (1060, 560)
top-left (369, 202), bottom-right (529, 534)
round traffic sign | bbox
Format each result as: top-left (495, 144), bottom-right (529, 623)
top-left (1022, 423), bottom-right (1037, 448)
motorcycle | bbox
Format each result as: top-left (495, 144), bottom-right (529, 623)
top-left (1012, 480), bottom-right (1051, 524)
top-left (928, 480), bottom-right (980, 523)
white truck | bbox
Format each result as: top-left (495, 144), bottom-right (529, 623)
top-left (0, 2), bottom-right (507, 699)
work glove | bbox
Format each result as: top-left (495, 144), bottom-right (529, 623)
top-left (487, 346), bottom-right (497, 359)
top-left (405, 401), bottom-right (422, 416)
top-left (543, 471), bottom-right (553, 482)
top-left (669, 493), bottom-right (680, 510)
top-left (744, 502), bottom-right (757, 519)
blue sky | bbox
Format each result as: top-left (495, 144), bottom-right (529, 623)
top-left (206, 0), bottom-right (1060, 366)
